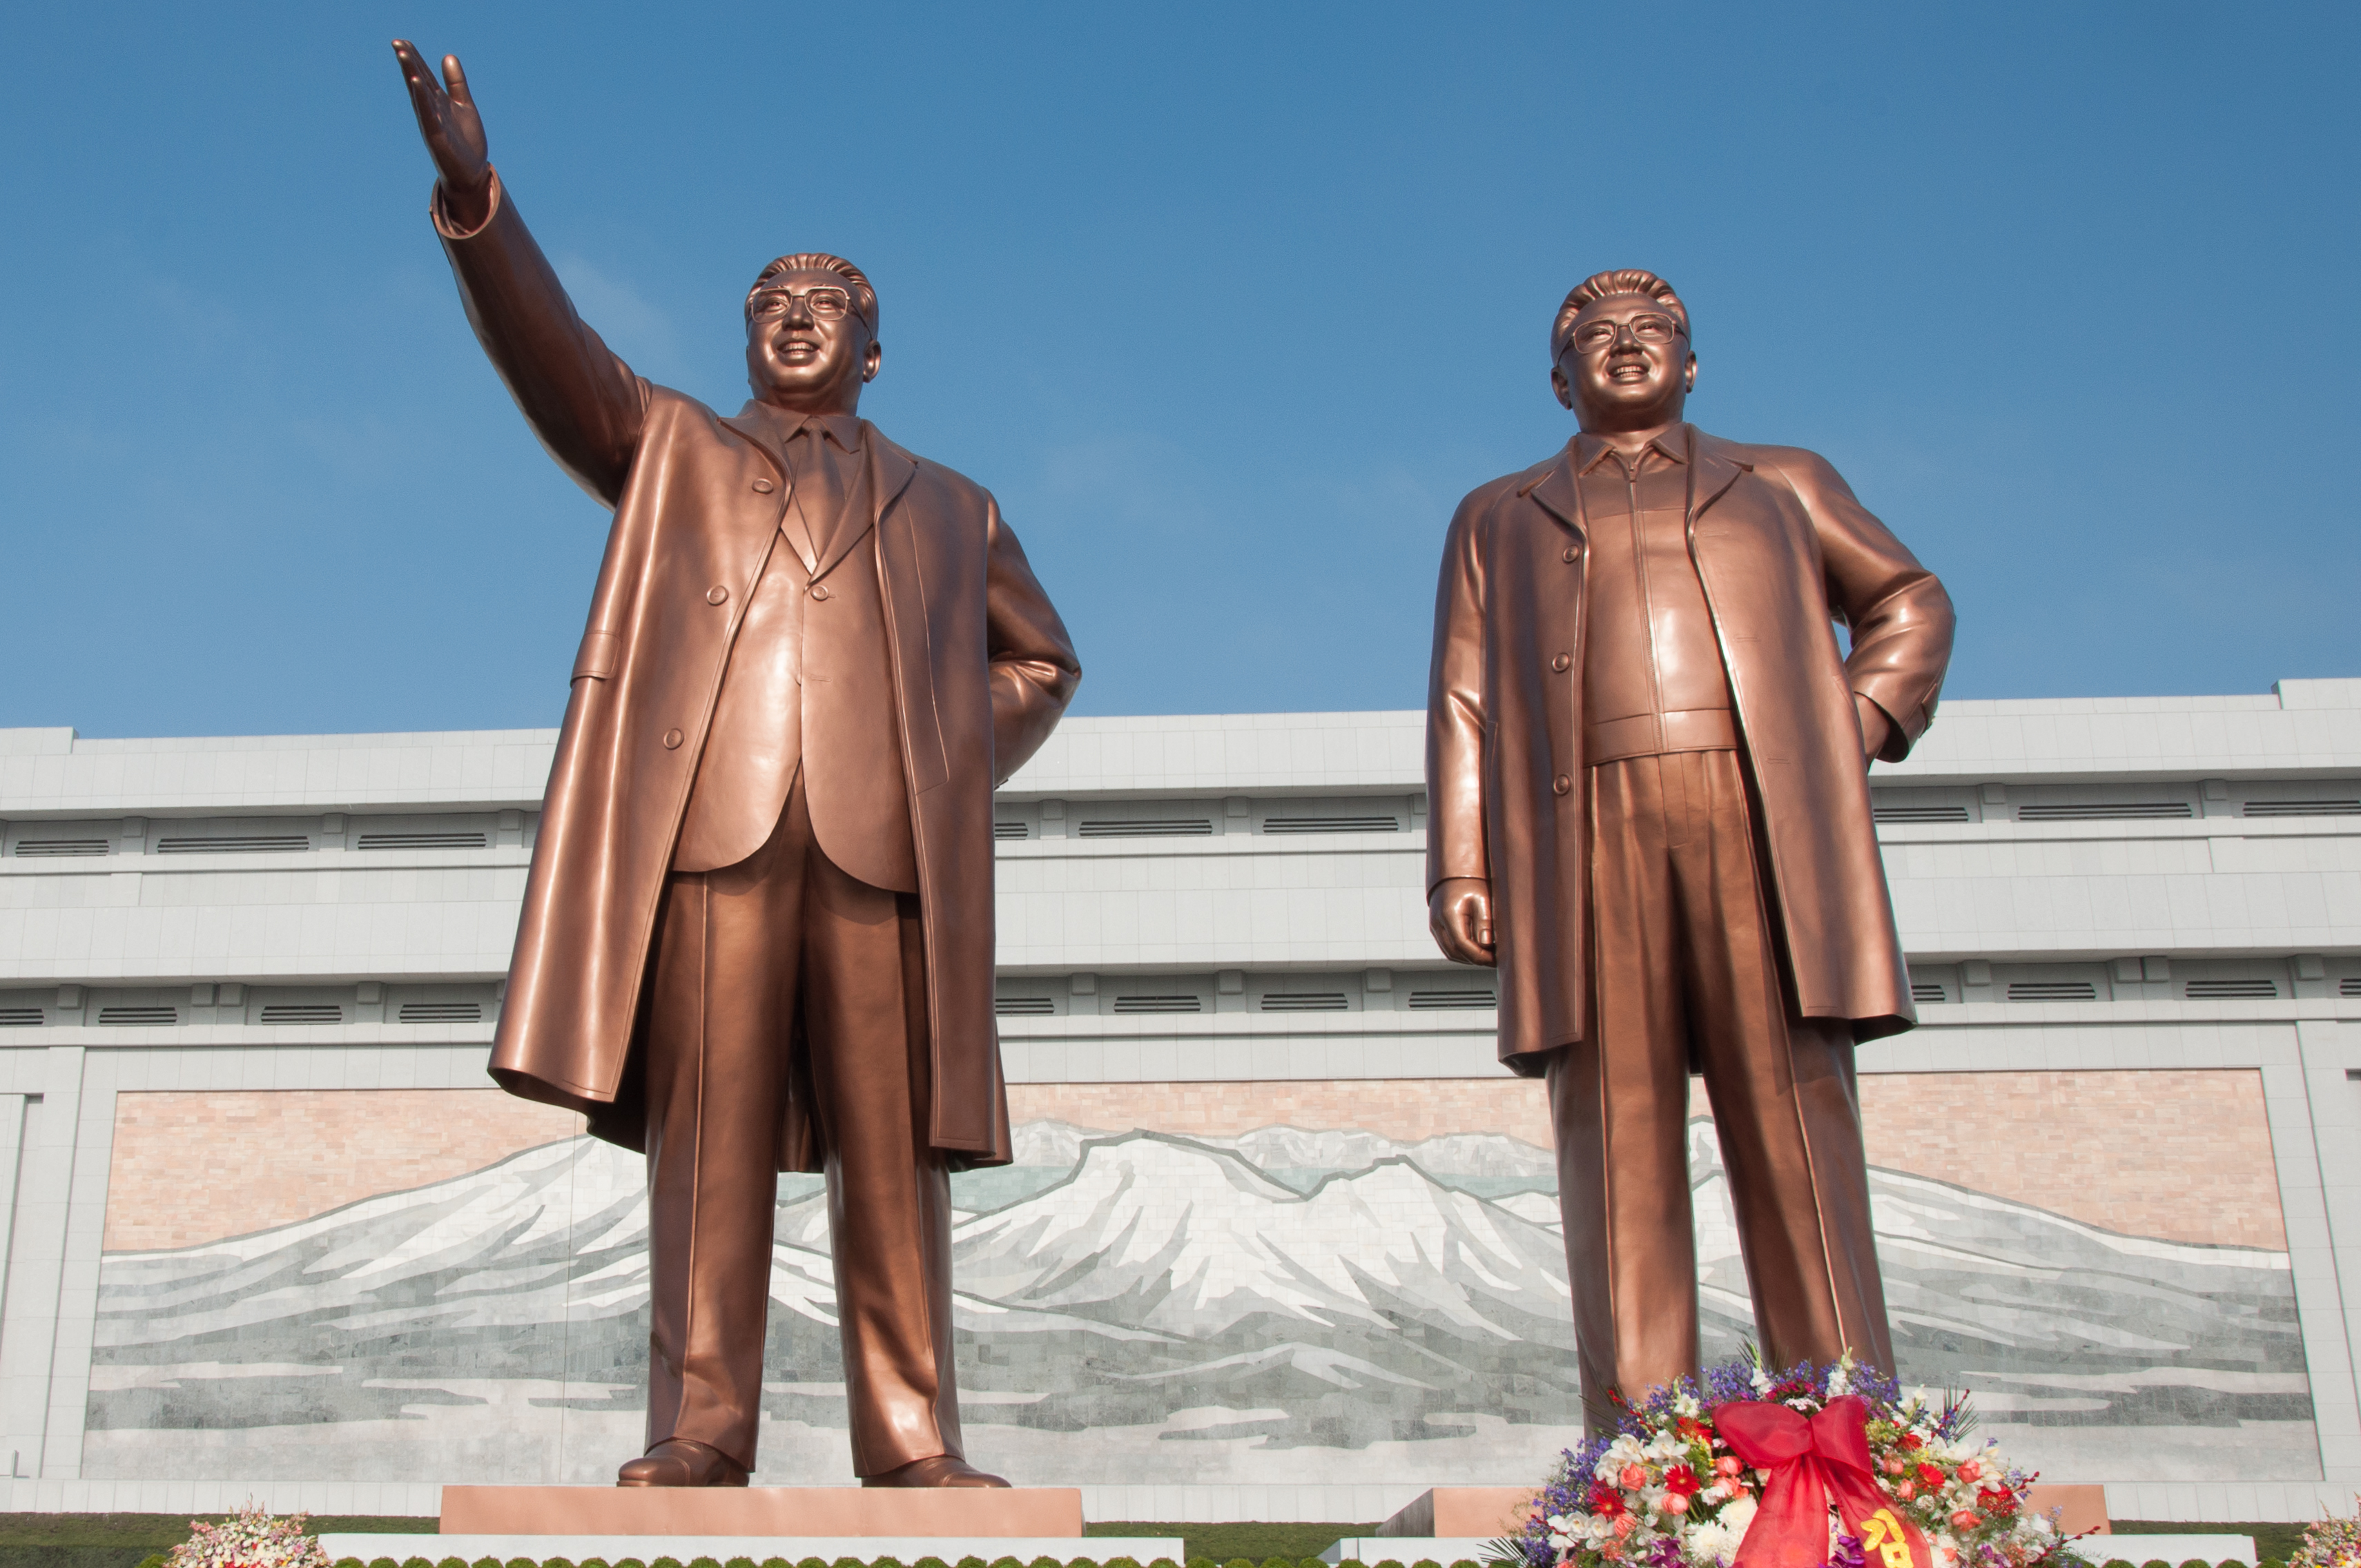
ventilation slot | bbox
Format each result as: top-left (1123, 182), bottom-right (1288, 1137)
top-left (398, 1001), bottom-right (482, 1023)
top-left (1261, 815), bottom-right (1402, 834)
top-left (1077, 820), bottom-right (1213, 839)
top-left (993, 822), bottom-right (1030, 841)
top-left (1407, 988), bottom-right (1497, 1010)
top-left (993, 997), bottom-right (1056, 1017)
top-left (1874, 805), bottom-right (1972, 824)
top-left (1111, 994), bottom-right (1201, 1014)
top-left (2341, 978), bottom-right (2361, 998)
top-left (157, 835), bottom-right (309, 854)
top-left (2004, 981), bottom-right (2097, 1001)
top-left (13, 840), bottom-right (107, 857)
top-left (2014, 803), bottom-right (2193, 821)
top-left (2184, 979), bottom-right (2279, 1000)
top-left (1910, 982), bottom-right (1947, 1003)
top-left (97, 1006), bottom-right (177, 1026)
top-left (1261, 992), bottom-right (1348, 1012)
top-left (259, 1003), bottom-right (344, 1024)
top-left (356, 831), bottom-right (488, 850)
top-left (0, 1008), bottom-right (42, 1028)
top-left (2242, 799), bottom-right (2361, 817)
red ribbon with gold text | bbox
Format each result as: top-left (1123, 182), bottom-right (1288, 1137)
top-left (1712, 1395), bottom-right (1932, 1568)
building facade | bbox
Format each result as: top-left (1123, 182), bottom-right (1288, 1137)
top-left (0, 680), bottom-right (2355, 1523)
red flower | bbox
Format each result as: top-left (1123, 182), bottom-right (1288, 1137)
top-left (1588, 1484), bottom-right (1626, 1518)
top-left (1950, 1509), bottom-right (1979, 1531)
top-left (1899, 1433), bottom-right (1923, 1451)
top-left (1979, 1486), bottom-right (2018, 1517)
top-left (1915, 1462), bottom-right (1945, 1488)
top-left (1664, 1464), bottom-right (1704, 1498)
top-left (1956, 1460), bottom-right (1982, 1483)
top-left (1676, 1417), bottom-right (1713, 1443)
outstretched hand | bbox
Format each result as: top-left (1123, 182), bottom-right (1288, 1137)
top-left (392, 41), bottom-right (492, 229)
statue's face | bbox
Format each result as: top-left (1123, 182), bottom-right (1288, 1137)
top-left (744, 268), bottom-right (881, 411)
top-left (1551, 292), bottom-right (1696, 431)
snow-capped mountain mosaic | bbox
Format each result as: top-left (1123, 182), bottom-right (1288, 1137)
top-left (84, 1120), bottom-right (2316, 1485)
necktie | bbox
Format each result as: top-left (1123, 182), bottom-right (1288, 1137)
top-left (786, 421), bottom-right (852, 562)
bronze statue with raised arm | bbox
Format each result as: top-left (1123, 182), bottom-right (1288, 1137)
top-left (393, 43), bottom-right (1080, 1489)
top-left (1424, 270), bottom-right (1953, 1420)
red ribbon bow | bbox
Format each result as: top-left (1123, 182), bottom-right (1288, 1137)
top-left (1713, 1395), bottom-right (1932, 1568)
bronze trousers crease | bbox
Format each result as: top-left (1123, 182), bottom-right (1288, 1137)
top-left (643, 782), bottom-right (963, 1476)
top-left (1546, 748), bottom-right (1894, 1418)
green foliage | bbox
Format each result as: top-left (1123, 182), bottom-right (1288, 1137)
top-left (2181, 1559), bottom-right (2215, 1568)
top-left (2101, 1560), bottom-right (2136, 1568)
top-left (913, 1558), bottom-right (950, 1568)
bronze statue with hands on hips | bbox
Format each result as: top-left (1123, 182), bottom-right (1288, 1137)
top-left (1424, 270), bottom-right (1954, 1420)
top-left (393, 43), bottom-right (1080, 1488)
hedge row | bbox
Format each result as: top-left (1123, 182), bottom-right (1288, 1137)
top-left (304, 1559), bottom-right (2281, 1568)
top-left (317, 1558), bottom-right (1461, 1568)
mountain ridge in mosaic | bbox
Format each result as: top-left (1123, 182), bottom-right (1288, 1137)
top-left (84, 1119), bottom-right (2317, 1483)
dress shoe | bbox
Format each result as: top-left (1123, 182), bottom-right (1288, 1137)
top-left (862, 1453), bottom-right (1011, 1487)
top-left (616, 1438), bottom-right (750, 1487)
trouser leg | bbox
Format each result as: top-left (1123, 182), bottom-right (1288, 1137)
top-left (799, 834), bottom-right (962, 1476)
top-left (642, 798), bottom-right (804, 1471)
top-left (1675, 749), bottom-right (1895, 1374)
top-left (1550, 754), bottom-right (1698, 1421)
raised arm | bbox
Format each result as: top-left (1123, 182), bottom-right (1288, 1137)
top-left (981, 500), bottom-right (1082, 785)
top-left (393, 42), bottom-right (647, 506)
top-left (1766, 448), bottom-right (1956, 764)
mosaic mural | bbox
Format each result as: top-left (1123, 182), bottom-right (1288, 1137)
top-left (81, 1077), bottom-right (2320, 1486)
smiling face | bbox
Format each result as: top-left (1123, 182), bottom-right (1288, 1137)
top-left (1551, 292), bottom-right (1697, 433)
top-left (744, 267), bottom-right (881, 415)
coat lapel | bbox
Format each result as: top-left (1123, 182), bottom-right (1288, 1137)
top-left (721, 409), bottom-right (822, 572)
top-left (1520, 444), bottom-right (1586, 538)
top-left (819, 422), bottom-right (918, 582)
top-left (1685, 425), bottom-right (1751, 522)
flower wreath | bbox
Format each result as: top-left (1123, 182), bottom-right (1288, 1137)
top-left (1497, 1353), bottom-right (2075, 1568)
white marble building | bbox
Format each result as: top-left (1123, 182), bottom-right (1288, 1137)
top-left (0, 679), bottom-right (2355, 1524)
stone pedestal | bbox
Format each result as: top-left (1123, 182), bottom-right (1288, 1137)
top-left (1374, 1489), bottom-right (1536, 1540)
top-left (439, 1484), bottom-right (1085, 1538)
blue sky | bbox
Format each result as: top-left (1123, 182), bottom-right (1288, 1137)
top-left (2, 3), bottom-right (2355, 738)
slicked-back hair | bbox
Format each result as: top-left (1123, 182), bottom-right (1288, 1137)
top-left (1551, 268), bottom-right (1690, 360)
top-left (747, 253), bottom-right (879, 332)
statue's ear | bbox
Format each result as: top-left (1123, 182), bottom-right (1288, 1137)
top-left (864, 340), bottom-right (882, 384)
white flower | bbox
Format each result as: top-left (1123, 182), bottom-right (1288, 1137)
top-left (1751, 1366), bottom-right (1774, 1394)
top-left (1827, 1361), bottom-right (1852, 1398)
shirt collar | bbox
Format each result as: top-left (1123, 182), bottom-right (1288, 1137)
top-left (746, 402), bottom-right (864, 453)
top-left (1574, 426), bottom-right (1687, 475)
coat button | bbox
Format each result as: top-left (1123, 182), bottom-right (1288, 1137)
top-left (1553, 774), bottom-right (1572, 795)
top-left (662, 729), bottom-right (683, 750)
top-left (1563, 547), bottom-right (1577, 563)
top-left (1551, 653), bottom-right (1571, 672)
top-left (810, 582), bottom-right (831, 601)
top-left (752, 478), bottom-right (775, 494)
top-left (706, 585), bottom-right (728, 605)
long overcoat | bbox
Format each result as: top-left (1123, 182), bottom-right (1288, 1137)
top-left (436, 175), bottom-right (1080, 1166)
top-left (1425, 426), bottom-right (1953, 1073)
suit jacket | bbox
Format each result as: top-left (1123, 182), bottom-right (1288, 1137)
top-left (1425, 424), bottom-right (1952, 1072)
top-left (435, 173), bottom-right (1080, 1166)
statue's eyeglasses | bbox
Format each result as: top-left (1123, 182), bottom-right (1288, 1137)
top-left (749, 286), bottom-right (857, 322)
top-left (1568, 313), bottom-right (1684, 351)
